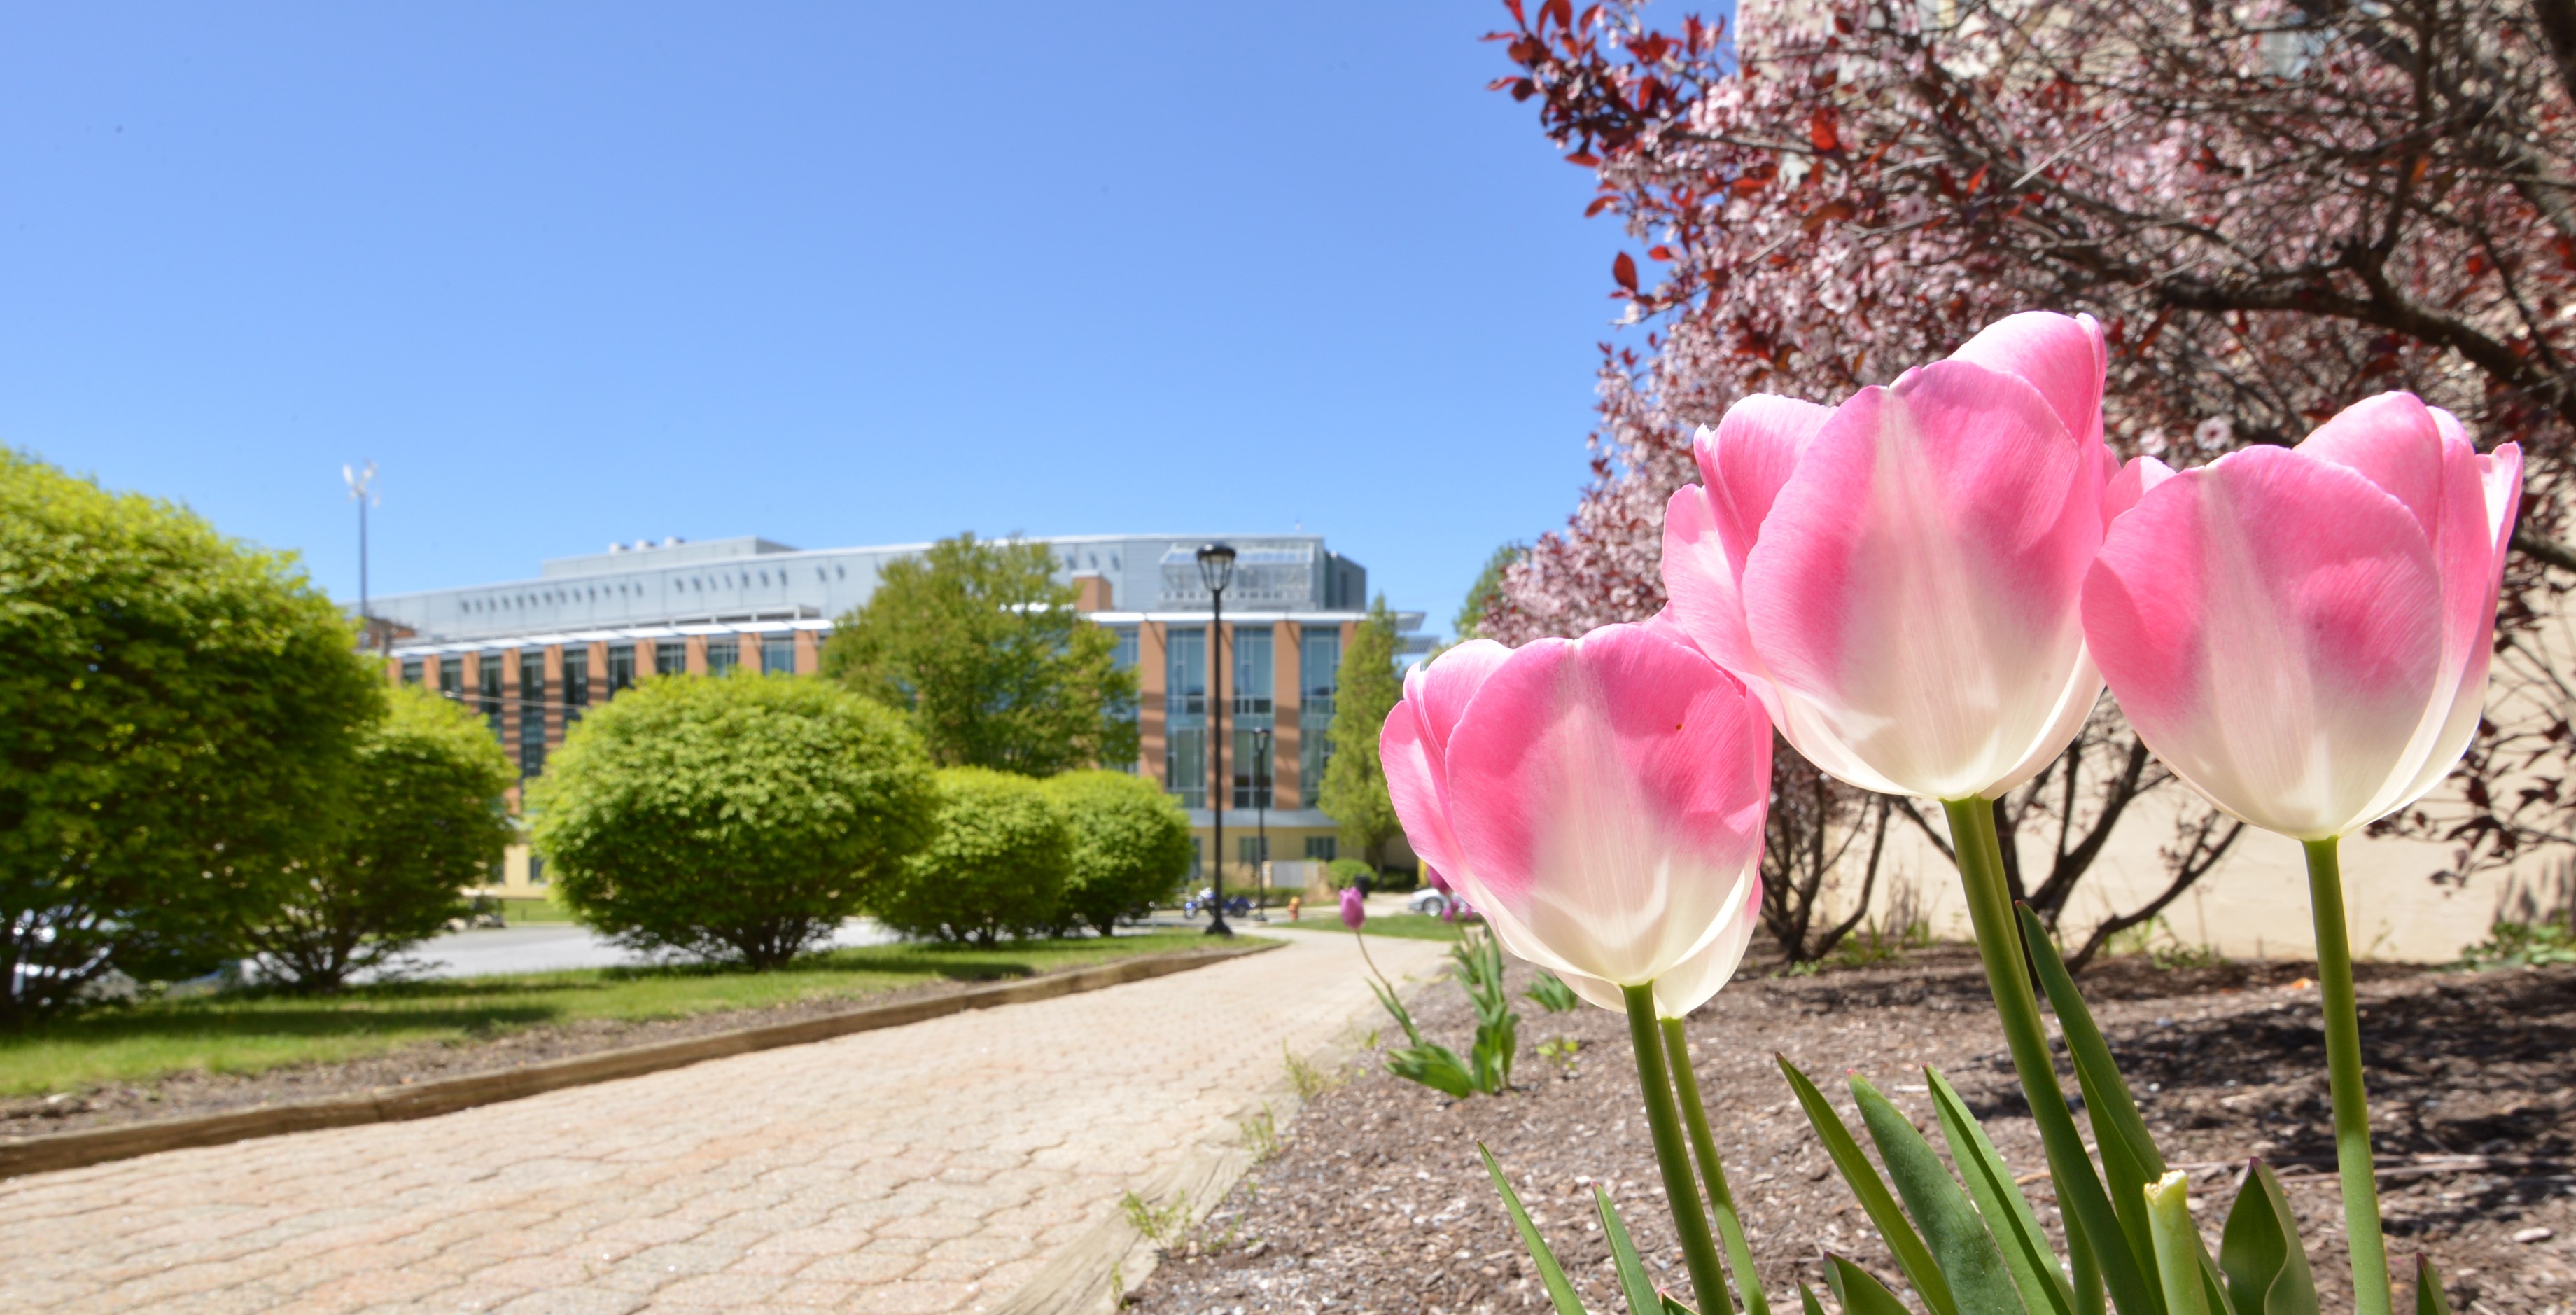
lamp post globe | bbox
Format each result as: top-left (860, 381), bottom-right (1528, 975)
top-left (1196, 543), bottom-right (1238, 938)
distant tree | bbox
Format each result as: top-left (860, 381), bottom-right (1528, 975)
top-left (0, 449), bottom-right (384, 1026)
top-left (822, 534), bottom-right (1140, 776)
top-left (1454, 543), bottom-right (1527, 641)
top-left (246, 686), bottom-right (517, 992)
top-left (531, 676), bottom-right (937, 970)
top-left (1044, 770), bottom-right (1194, 937)
top-left (1318, 596), bottom-right (1406, 868)
top-left (874, 767), bottom-right (1073, 945)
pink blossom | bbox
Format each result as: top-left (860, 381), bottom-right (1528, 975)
top-left (1380, 620), bottom-right (1770, 1012)
top-left (2083, 394), bottom-right (2524, 838)
top-left (1660, 312), bottom-right (2115, 800)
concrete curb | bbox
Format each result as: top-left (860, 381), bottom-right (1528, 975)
top-left (0, 940), bottom-right (1277, 1183)
top-left (988, 952), bottom-right (1447, 1315)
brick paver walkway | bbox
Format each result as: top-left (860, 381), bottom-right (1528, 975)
top-left (0, 928), bottom-right (1449, 1314)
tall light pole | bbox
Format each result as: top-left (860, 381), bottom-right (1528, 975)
top-left (1252, 724), bottom-right (1272, 924)
top-left (1196, 542), bottom-right (1237, 938)
top-left (344, 461), bottom-right (379, 655)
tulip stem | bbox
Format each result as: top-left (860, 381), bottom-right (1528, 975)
top-left (1940, 798), bottom-right (2154, 1315)
top-left (1662, 1015), bottom-right (1770, 1315)
top-left (1623, 983), bottom-right (1730, 1314)
top-left (2304, 835), bottom-right (2393, 1315)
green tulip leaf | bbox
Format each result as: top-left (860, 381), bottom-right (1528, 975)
top-left (2145, 1173), bottom-right (2211, 1315)
top-left (1851, 1076), bottom-right (2033, 1315)
top-left (1926, 1067), bottom-right (2078, 1315)
top-left (1828, 1255), bottom-right (1922, 1315)
top-left (2414, 1255), bottom-right (2452, 1315)
top-left (1478, 1143), bottom-right (1587, 1315)
top-left (1598, 1185), bottom-right (1670, 1315)
top-left (2019, 903), bottom-right (2171, 1303)
top-left (1780, 1057), bottom-right (1959, 1315)
top-left (2218, 1161), bottom-right (2316, 1315)
top-left (1802, 1284), bottom-right (1831, 1315)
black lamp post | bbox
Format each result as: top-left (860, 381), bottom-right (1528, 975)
top-left (1251, 725), bottom-right (1272, 923)
top-left (1196, 542), bottom-right (1237, 938)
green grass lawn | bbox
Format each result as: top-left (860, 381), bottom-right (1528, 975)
top-left (1270, 912), bottom-right (1467, 942)
top-left (491, 896), bottom-right (580, 924)
top-left (1, 931), bottom-right (1224, 1097)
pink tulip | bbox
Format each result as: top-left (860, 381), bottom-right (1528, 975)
top-left (1380, 620), bottom-right (1770, 1011)
top-left (1662, 312), bottom-right (2119, 800)
top-left (2082, 393), bottom-right (2523, 839)
top-left (1424, 866), bottom-right (1452, 895)
top-left (1338, 886), bottom-right (1366, 930)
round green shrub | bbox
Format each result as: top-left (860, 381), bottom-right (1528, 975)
top-left (874, 767), bottom-right (1072, 944)
top-left (0, 448), bottom-right (384, 1023)
top-left (1327, 858), bottom-right (1378, 891)
top-left (1042, 770), bottom-right (1194, 937)
top-left (529, 675), bottom-right (937, 969)
top-left (248, 684), bottom-right (517, 992)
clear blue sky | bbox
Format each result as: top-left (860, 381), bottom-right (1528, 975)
top-left (0, 2), bottom-right (1643, 642)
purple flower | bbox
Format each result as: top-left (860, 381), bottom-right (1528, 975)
top-left (1339, 886), bottom-right (1366, 930)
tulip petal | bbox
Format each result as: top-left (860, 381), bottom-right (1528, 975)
top-left (2084, 445), bottom-right (2445, 837)
top-left (1548, 875), bottom-right (1760, 1017)
top-left (1695, 399), bottom-right (1835, 568)
top-left (1739, 361), bottom-right (2105, 800)
top-left (1383, 697), bottom-right (1469, 891)
top-left (2105, 454), bottom-right (2176, 526)
top-left (1416, 639), bottom-right (1515, 758)
top-left (1441, 625), bottom-right (1772, 988)
top-left (1947, 311), bottom-right (2107, 449)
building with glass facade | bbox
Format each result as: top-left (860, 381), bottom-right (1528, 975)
top-left (374, 533), bottom-right (1428, 894)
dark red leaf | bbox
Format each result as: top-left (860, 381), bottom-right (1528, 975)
top-left (1809, 107), bottom-right (1840, 153)
top-left (1566, 151), bottom-right (1600, 167)
top-left (1612, 251), bottom-right (1639, 291)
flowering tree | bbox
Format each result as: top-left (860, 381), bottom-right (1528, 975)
top-left (1479, 0), bottom-right (2576, 900)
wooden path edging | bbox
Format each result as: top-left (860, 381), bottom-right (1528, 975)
top-left (0, 940), bottom-right (1277, 1183)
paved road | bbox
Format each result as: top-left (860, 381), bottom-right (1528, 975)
top-left (0, 927), bottom-right (1450, 1314)
top-left (381, 920), bottom-right (904, 982)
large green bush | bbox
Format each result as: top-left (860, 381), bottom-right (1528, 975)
top-left (1043, 770), bottom-right (1193, 937)
top-left (0, 449), bottom-right (384, 1024)
top-left (874, 767), bottom-right (1072, 944)
top-left (246, 685), bottom-right (517, 992)
top-left (529, 675), bottom-right (937, 969)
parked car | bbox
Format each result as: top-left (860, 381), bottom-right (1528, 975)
top-left (1408, 889), bottom-right (1453, 919)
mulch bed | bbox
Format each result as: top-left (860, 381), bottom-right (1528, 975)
top-left (1133, 944), bottom-right (2576, 1315)
top-left (1, 970), bottom-right (1037, 1139)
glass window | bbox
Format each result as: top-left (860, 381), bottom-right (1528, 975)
top-left (1300, 627), bottom-right (1340, 807)
top-left (1233, 628), bottom-right (1273, 718)
top-left (527, 855), bottom-right (547, 888)
top-left (763, 634), bottom-right (797, 676)
top-left (1164, 626), bottom-right (1208, 806)
top-left (400, 658), bottom-right (422, 686)
top-left (478, 654), bottom-right (505, 740)
top-left (656, 639), bottom-right (687, 676)
top-left (1164, 627), bottom-right (1205, 719)
top-left (1165, 727), bottom-right (1206, 809)
top-left (706, 635), bottom-right (738, 677)
top-left (1238, 835), bottom-right (1269, 869)
top-left (1232, 728), bottom-right (1273, 809)
top-left (561, 649), bottom-right (589, 723)
top-left (1303, 835), bottom-right (1337, 862)
top-left (608, 643), bottom-right (636, 694)
top-left (518, 650), bottom-right (547, 778)
top-left (439, 659), bottom-right (461, 701)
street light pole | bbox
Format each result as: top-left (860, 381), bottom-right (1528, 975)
top-left (1252, 725), bottom-right (1272, 924)
top-left (1196, 543), bottom-right (1238, 938)
top-left (343, 461), bottom-right (379, 655)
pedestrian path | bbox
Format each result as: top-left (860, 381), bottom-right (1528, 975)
top-left (0, 927), bottom-right (1449, 1314)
